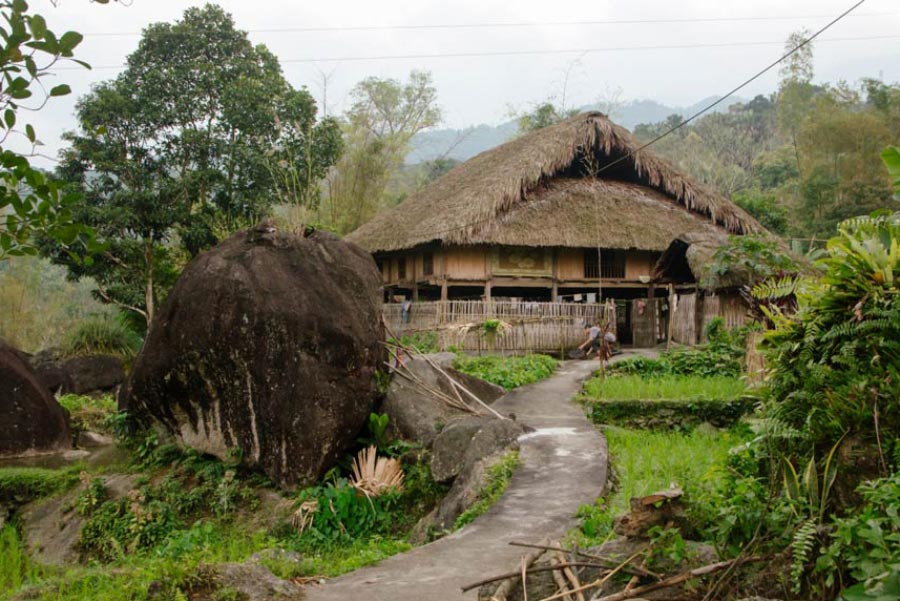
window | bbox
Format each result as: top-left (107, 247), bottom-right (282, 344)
top-left (422, 252), bottom-right (434, 276)
top-left (584, 249), bottom-right (625, 279)
top-left (398, 257), bottom-right (407, 280)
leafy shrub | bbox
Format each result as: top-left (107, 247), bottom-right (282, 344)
top-left (452, 354), bottom-right (557, 389)
top-left (702, 233), bottom-right (801, 289)
top-left (609, 320), bottom-right (751, 379)
top-left (817, 472), bottom-right (900, 599)
top-left (295, 479), bottom-right (401, 543)
top-left (760, 213), bottom-right (900, 451)
top-left (63, 313), bottom-right (143, 359)
top-left (392, 331), bottom-right (439, 354)
top-left (57, 393), bottom-right (117, 434)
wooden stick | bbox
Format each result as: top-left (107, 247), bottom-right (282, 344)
top-left (550, 556), bottom-right (574, 601)
top-left (558, 551), bottom-right (585, 601)
top-left (461, 563), bottom-right (613, 593)
top-left (508, 542), bottom-right (659, 579)
top-left (477, 540), bottom-right (549, 601)
top-left (418, 351), bottom-right (508, 420)
top-left (522, 556), bottom-right (529, 601)
top-left (537, 551), bottom-right (643, 601)
top-left (588, 556), bottom-right (767, 601)
top-left (384, 361), bottom-right (475, 413)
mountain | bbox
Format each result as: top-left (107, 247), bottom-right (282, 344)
top-left (406, 96), bottom-right (744, 164)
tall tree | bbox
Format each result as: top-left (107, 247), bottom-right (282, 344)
top-left (324, 70), bottom-right (440, 233)
top-left (48, 4), bottom-right (340, 330)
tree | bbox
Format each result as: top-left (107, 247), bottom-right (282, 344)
top-left (324, 70), bottom-right (440, 233)
top-left (0, 0), bottom-right (99, 260)
top-left (515, 101), bottom-right (579, 134)
top-left (48, 4), bottom-right (340, 330)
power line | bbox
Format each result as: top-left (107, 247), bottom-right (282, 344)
top-left (56, 33), bottom-right (899, 71)
top-left (81, 11), bottom-right (895, 36)
top-left (365, 0), bottom-right (875, 243)
top-left (590, 0), bottom-right (870, 180)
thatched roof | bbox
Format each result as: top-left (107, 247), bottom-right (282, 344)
top-left (653, 231), bottom-right (740, 287)
top-left (347, 112), bottom-right (764, 253)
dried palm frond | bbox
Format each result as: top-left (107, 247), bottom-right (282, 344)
top-left (349, 446), bottom-right (404, 496)
top-left (291, 499), bottom-right (319, 534)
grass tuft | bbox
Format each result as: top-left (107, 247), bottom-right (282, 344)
top-left (453, 354), bottom-right (557, 390)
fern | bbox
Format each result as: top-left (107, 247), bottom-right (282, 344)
top-left (791, 518), bottom-right (818, 594)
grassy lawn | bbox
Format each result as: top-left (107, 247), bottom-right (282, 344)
top-left (452, 354), bottom-right (557, 390)
top-left (569, 426), bottom-right (749, 547)
top-left (583, 374), bottom-right (747, 402)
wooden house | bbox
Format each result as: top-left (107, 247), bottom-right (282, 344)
top-left (347, 112), bottom-right (767, 348)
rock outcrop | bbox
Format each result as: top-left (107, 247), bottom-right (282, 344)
top-left (382, 353), bottom-right (506, 448)
top-left (0, 339), bottom-right (71, 455)
top-left (30, 351), bottom-right (125, 396)
top-left (121, 225), bottom-right (383, 490)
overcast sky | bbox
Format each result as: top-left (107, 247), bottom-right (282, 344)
top-left (21, 0), bottom-right (900, 166)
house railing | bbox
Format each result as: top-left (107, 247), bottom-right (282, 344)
top-left (384, 300), bottom-right (615, 353)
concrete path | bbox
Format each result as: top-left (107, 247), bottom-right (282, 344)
top-left (304, 360), bottom-right (607, 601)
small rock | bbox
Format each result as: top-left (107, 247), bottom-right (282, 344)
top-left (197, 561), bottom-right (304, 600)
top-left (77, 431), bottom-right (115, 448)
top-left (249, 548), bottom-right (303, 566)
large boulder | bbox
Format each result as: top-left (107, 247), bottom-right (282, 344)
top-left (0, 340), bottom-right (71, 455)
top-left (121, 225), bottom-right (383, 490)
top-left (383, 353), bottom-right (506, 447)
top-left (30, 350), bottom-right (125, 396)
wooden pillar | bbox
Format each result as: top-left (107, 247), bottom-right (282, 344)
top-left (667, 284), bottom-right (675, 350)
top-left (412, 280), bottom-right (419, 302)
top-left (440, 279), bottom-right (448, 302)
top-left (484, 280), bottom-right (492, 302)
top-left (551, 249), bottom-right (559, 302)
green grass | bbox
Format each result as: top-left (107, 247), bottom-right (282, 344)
top-left (582, 374), bottom-right (747, 402)
top-left (452, 354), bottom-right (558, 390)
top-left (454, 450), bottom-right (520, 529)
top-left (569, 427), bottom-right (749, 547)
top-left (0, 466), bottom-right (82, 504)
top-left (57, 394), bottom-right (117, 434)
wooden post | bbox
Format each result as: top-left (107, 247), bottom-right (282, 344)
top-left (551, 248), bottom-right (559, 302)
top-left (412, 280), bottom-right (419, 302)
top-left (440, 279), bottom-right (448, 302)
top-left (667, 284), bottom-right (675, 350)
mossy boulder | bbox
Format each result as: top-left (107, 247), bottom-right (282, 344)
top-left (0, 339), bottom-right (72, 456)
top-left (121, 225), bottom-right (382, 490)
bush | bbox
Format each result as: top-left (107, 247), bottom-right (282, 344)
top-left (57, 394), bottom-right (117, 434)
top-left (818, 472), bottom-right (900, 599)
top-left (63, 313), bottom-right (143, 359)
top-left (452, 354), bottom-right (557, 389)
top-left (609, 320), bottom-right (750, 379)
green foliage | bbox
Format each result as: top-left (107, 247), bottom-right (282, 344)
top-left (818, 473), bottom-right (900, 599)
top-left (0, 466), bottom-right (81, 505)
top-left (732, 190), bottom-right (790, 235)
top-left (883, 146), bottom-right (900, 194)
top-left (62, 313), bottom-right (142, 359)
top-left (295, 480), bottom-right (401, 543)
top-left (610, 321), bottom-right (750, 379)
top-left (515, 101), bottom-right (580, 134)
top-left (452, 353), bottom-right (557, 390)
top-left (323, 70), bottom-right (441, 233)
top-left (454, 450), bottom-right (520, 529)
top-left (583, 374), bottom-right (747, 402)
top-left (392, 331), bottom-right (439, 354)
top-left (57, 394), bottom-right (117, 434)
top-left (760, 213), bottom-right (900, 451)
top-left (46, 5), bottom-right (340, 331)
top-left (0, 0), bottom-right (97, 260)
top-left (568, 427), bottom-right (749, 547)
top-left (702, 234), bottom-right (801, 289)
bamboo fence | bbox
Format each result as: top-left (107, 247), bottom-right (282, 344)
top-left (384, 300), bottom-right (615, 354)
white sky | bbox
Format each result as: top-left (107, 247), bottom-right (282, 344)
top-left (21, 0), bottom-right (900, 166)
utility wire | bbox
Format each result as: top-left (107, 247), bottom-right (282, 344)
top-left (80, 11), bottom-right (895, 36)
top-left (590, 0), bottom-right (870, 179)
top-left (56, 33), bottom-right (898, 70)
top-left (362, 0), bottom-right (874, 243)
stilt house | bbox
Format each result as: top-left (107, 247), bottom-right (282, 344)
top-left (347, 112), bottom-right (766, 348)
